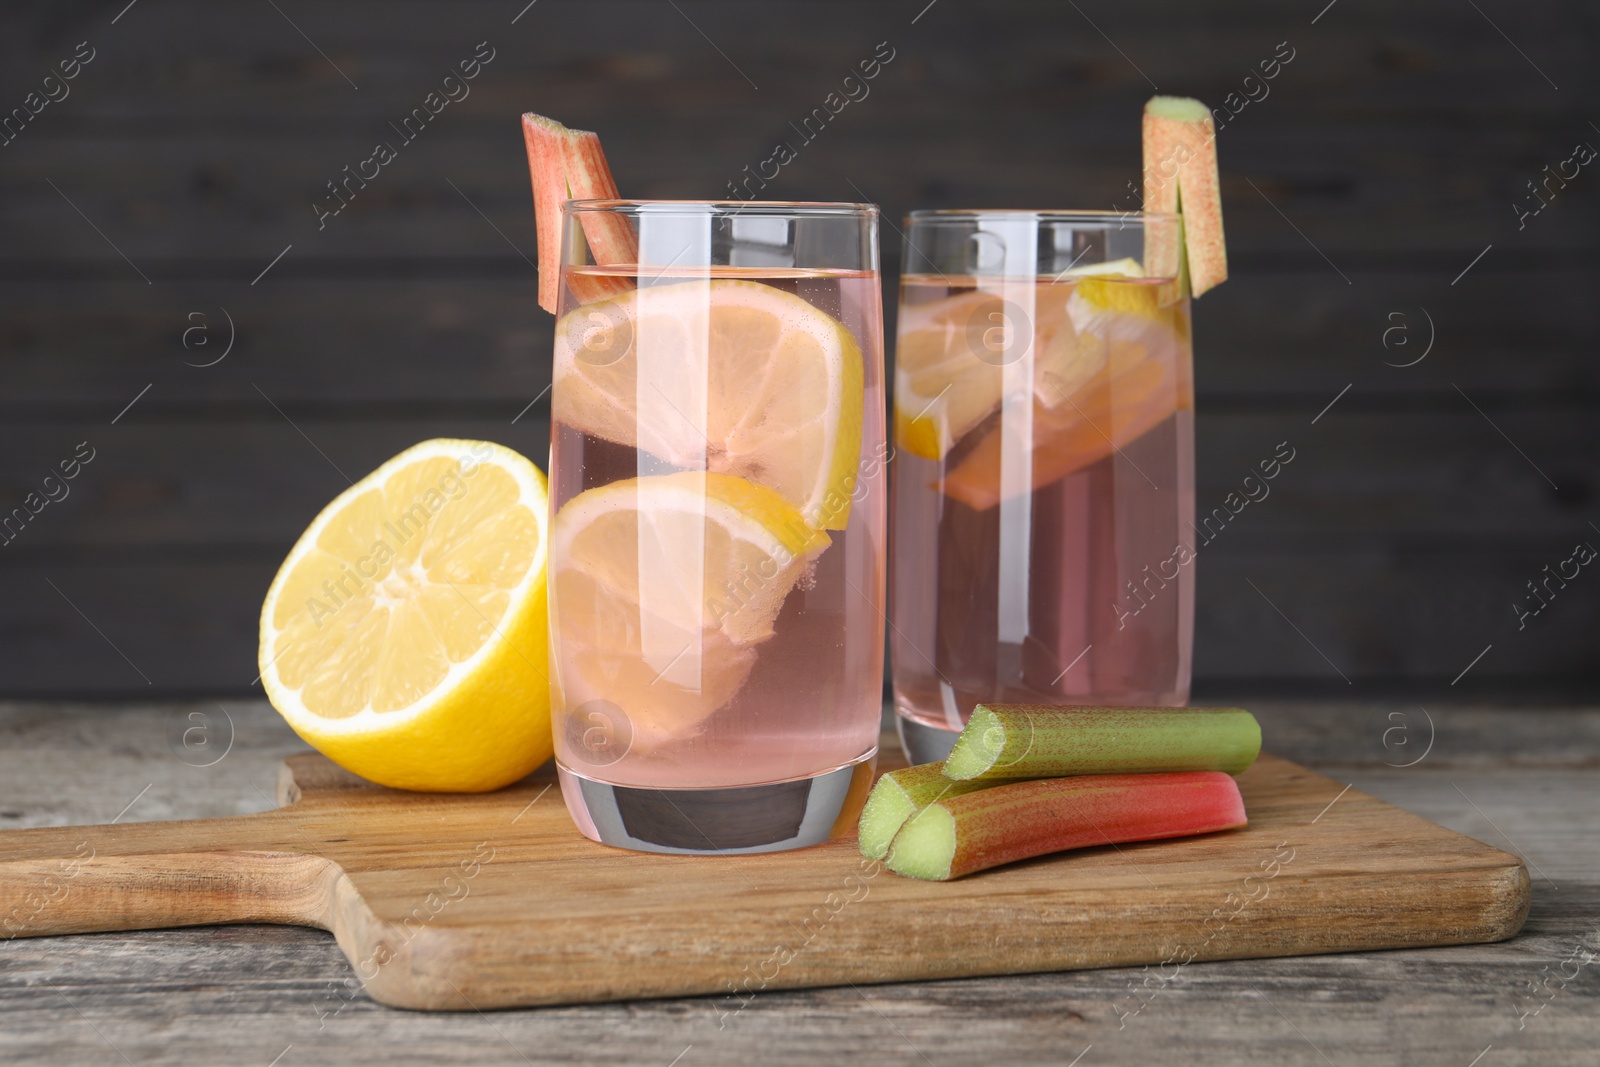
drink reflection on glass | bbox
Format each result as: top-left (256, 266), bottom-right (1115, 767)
top-left (548, 200), bottom-right (886, 853)
top-left (890, 211), bottom-right (1195, 763)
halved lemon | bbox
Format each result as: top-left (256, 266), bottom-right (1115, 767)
top-left (553, 279), bottom-right (864, 530)
top-left (259, 439), bottom-right (551, 792)
top-left (549, 470), bottom-right (828, 756)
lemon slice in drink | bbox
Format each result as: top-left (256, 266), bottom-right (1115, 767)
top-left (259, 439), bottom-right (551, 793)
top-left (549, 471), bottom-right (828, 754)
top-left (554, 279), bottom-right (864, 530)
top-left (1068, 275), bottom-right (1190, 344)
top-left (894, 285), bottom-right (1082, 460)
top-left (893, 290), bottom-right (1012, 461)
top-left (1055, 256), bottom-right (1145, 280)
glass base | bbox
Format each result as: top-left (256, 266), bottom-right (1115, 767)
top-left (556, 750), bottom-right (878, 855)
top-left (896, 714), bottom-right (961, 765)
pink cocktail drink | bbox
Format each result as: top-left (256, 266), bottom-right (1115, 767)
top-left (889, 212), bottom-right (1195, 762)
top-left (546, 202), bottom-right (886, 853)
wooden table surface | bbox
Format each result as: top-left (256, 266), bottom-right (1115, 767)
top-left (2, 701), bottom-right (1596, 1066)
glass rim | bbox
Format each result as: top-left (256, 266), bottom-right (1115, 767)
top-left (904, 208), bottom-right (1181, 224)
top-left (564, 199), bottom-right (878, 217)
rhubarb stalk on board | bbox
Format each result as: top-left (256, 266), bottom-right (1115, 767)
top-left (885, 771), bottom-right (1247, 881)
top-left (521, 113), bottom-right (638, 313)
top-left (857, 763), bottom-right (1002, 860)
top-left (942, 705), bottom-right (1261, 781)
top-left (1141, 96), bottom-right (1228, 297)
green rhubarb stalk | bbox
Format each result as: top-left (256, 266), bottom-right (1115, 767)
top-left (943, 705), bottom-right (1261, 781)
top-left (885, 771), bottom-right (1247, 881)
top-left (857, 762), bottom-right (999, 860)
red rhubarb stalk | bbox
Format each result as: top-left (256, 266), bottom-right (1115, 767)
top-left (884, 771), bottom-right (1247, 881)
top-left (521, 114), bottom-right (570, 313)
top-left (1141, 96), bottom-right (1228, 297)
top-left (521, 113), bottom-right (639, 313)
top-left (559, 128), bottom-right (639, 271)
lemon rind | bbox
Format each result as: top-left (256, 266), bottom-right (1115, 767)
top-left (258, 438), bottom-right (548, 741)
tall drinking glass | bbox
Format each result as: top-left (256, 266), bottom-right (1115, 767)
top-left (549, 201), bottom-right (886, 853)
top-left (890, 210), bottom-right (1195, 763)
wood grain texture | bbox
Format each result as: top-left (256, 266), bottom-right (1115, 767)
top-left (0, 412), bottom-right (1588, 550)
top-left (1, 0), bottom-right (1597, 698)
top-left (0, 701), bottom-right (1595, 1065)
top-left (4, 269), bottom-right (1595, 413)
top-left (8, 123), bottom-right (1596, 261)
top-left (3, 546), bottom-right (1591, 698)
top-left (2, 3), bottom-right (1594, 257)
top-left (0, 747), bottom-right (1529, 1010)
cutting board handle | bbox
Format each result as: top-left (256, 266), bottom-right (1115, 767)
top-left (0, 811), bottom-right (337, 939)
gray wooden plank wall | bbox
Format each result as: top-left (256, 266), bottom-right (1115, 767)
top-left (0, 0), bottom-right (1595, 698)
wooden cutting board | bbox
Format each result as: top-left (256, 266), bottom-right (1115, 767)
top-left (0, 749), bottom-right (1529, 1010)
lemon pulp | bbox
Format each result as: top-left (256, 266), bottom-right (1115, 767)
top-left (259, 438), bottom-right (551, 792)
